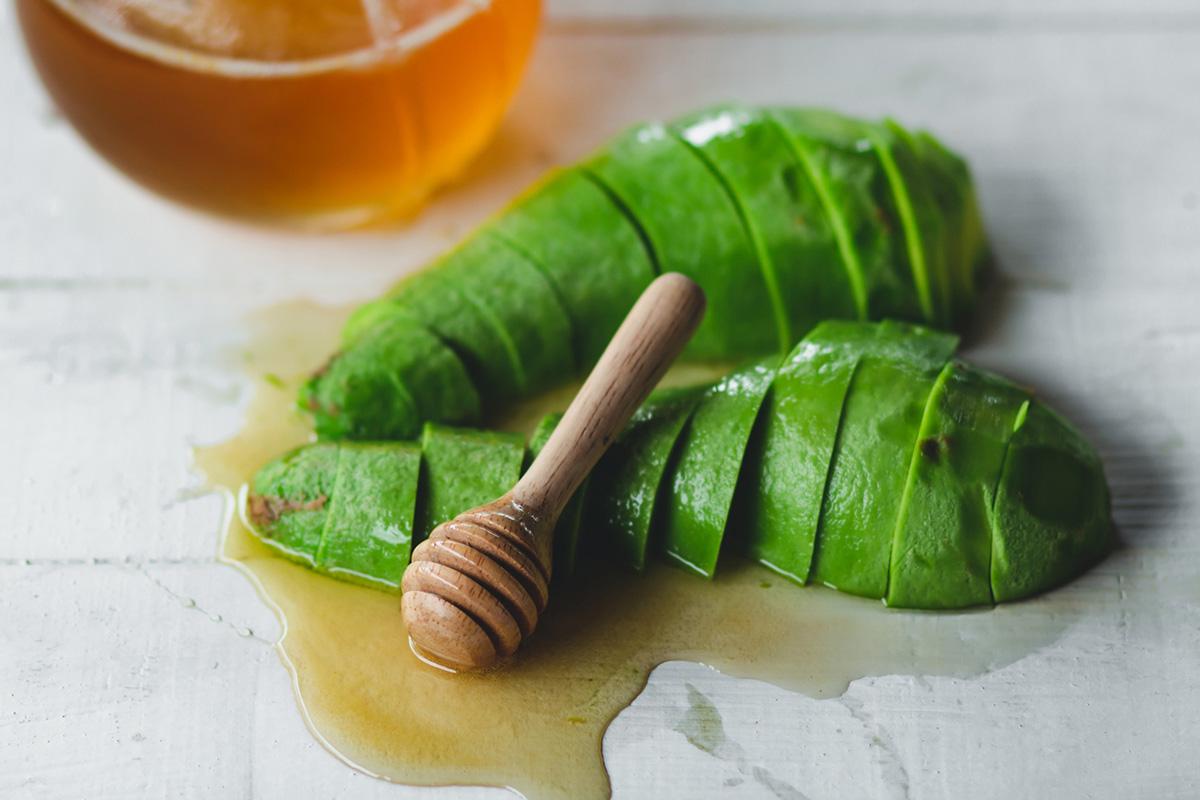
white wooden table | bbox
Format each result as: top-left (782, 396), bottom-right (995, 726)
top-left (3, 1), bottom-right (1199, 797)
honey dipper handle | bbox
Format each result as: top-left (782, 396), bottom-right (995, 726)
top-left (513, 273), bottom-right (706, 517)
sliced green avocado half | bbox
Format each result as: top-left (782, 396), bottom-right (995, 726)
top-left (585, 122), bottom-right (780, 359)
top-left (659, 356), bottom-right (780, 578)
top-left (810, 323), bottom-right (958, 598)
top-left (767, 108), bottom-right (924, 324)
top-left (245, 442), bottom-right (341, 566)
top-left (990, 401), bottom-right (1113, 602)
top-left (586, 385), bottom-right (706, 570)
top-left (528, 412), bottom-right (589, 581)
top-left (302, 312), bottom-right (481, 441)
top-left (731, 321), bottom-right (878, 584)
top-left (886, 363), bottom-right (1028, 609)
top-left (488, 168), bottom-right (659, 366)
top-left (415, 423), bottom-right (526, 542)
top-left (434, 231), bottom-right (577, 397)
top-left (671, 104), bottom-right (860, 351)
top-left (318, 442), bottom-right (421, 590)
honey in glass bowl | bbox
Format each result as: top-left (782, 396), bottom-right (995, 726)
top-left (16, 0), bottom-right (541, 228)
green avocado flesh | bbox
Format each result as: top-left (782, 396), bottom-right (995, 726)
top-left (301, 313), bottom-right (480, 441)
top-left (767, 108), bottom-right (925, 324)
top-left (810, 323), bottom-right (958, 598)
top-left (586, 123), bottom-right (781, 358)
top-left (660, 357), bottom-right (780, 577)
top-left (269, 315), bottom-right (1111, 609)
top-left (246, 442), bottom-right (420, 589)
top-left (868, 120), bottom-right (947, 326)
top-left (346, 260), bottom-right (525, 407)
top-left (731, 321), bottom-right (877, 583)
top-left (911, 131), bottom-right (988, 325)
top-left (586, 386), bottom-right (706, 571)
top-left (247, 443), bottom-right (340, 565)
top-left (990, 401), bottom-right (1112, 602)
top-left (434, 232), bottom-right (577, 397)
top-left (415, 423), bottom-right (526, 542)
top-left (307, 106), bottom-right (988, 442)
top-left (488, 169), bottom-right (658, 365)
top-left (319, 443), bottom-right (421, 588)
top-left (671, 105), bottom-right (860, 351)
top-left (886, 363), bottom-right (1027, 608)
top-left (528, 412), bottom-right (588, 581)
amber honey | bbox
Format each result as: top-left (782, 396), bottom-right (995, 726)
top-left (17, 0), bottom-right (541, 227)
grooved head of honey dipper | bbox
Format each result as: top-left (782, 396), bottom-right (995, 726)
top-left (400, 497), bottom-right (555, 671)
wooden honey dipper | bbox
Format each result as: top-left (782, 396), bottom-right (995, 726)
top-left (400, 273), bottom-right (706, 670)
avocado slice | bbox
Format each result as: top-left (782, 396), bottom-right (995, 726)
top-left (586, 385), bottom-right (706, 570)
top-left (767, 108), bottom-right (924, 324)
top-left (245, 443), bottom-right (341, 566)
top-left (488, 168), bottom-right (658, 366)
top-left (731, 321), bottom-right (879, 583)
top-left (341, 296), bottom-right (396, 345)
top-left (990, 401), bottom-right (1113, 602)
top-left (415, 423), bottom-right (527, 542)
top-left (317, 442), bottom-right (421, 591)
top-left (433, 231), bottom-right (577, 397)
top-left (302, 313), bottom-right (481, 441)
top-left (344, 254), bottom-right (525, 408)
top-left (810, 325), bottom-right (957, 598)
top-left (866, 120), bottom-right (946, 326)
top-left (528, 412), bottom-right (589, 581)
top-left (585, 123), bottom-right (780, 359)
top-left (671, 105), bottom-right (860, 351)
top-left (912, 130), bottom-right (989, 325)
top-left (886, 363), bottom-right (1028, 608)
top-left (659, 356), bottom-right (780, 577)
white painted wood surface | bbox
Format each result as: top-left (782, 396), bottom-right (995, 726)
top-left (2, 0), bottom-right (1198, 798)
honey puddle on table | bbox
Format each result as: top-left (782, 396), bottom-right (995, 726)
top-left (196, 302), bottom-right (1076, 800)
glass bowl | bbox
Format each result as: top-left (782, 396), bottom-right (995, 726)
top-left (16, 0), bottom-right (542, 228)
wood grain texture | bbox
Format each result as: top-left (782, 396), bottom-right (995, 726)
top-left (3, 0), bottom-right (1200, 797)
